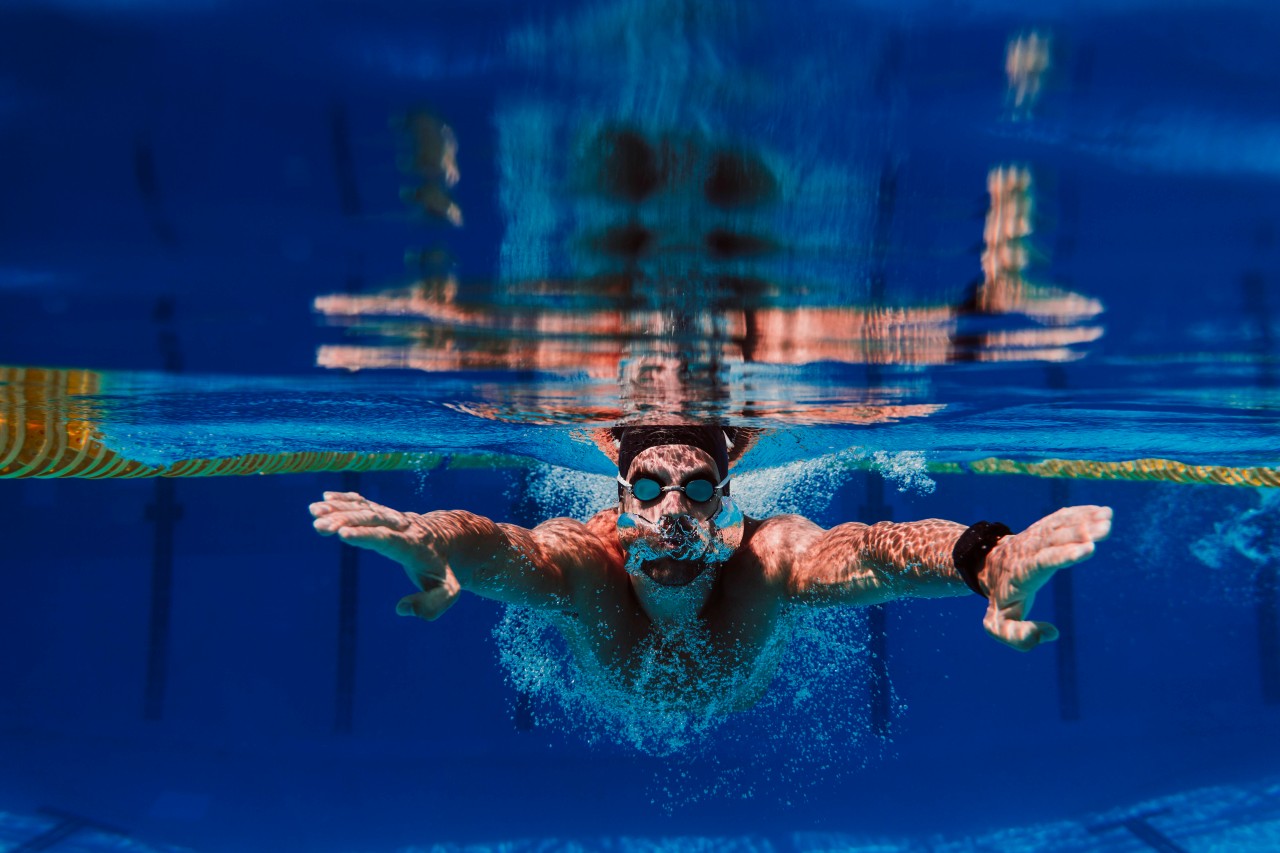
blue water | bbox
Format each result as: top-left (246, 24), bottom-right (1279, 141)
top-left (2, 0), bottom-right (1279, 850)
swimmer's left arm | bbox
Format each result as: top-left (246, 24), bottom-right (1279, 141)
top-left (787, 517), bottom-right (971, 604)
top-left (787, 506), bottom-right (1112, 650)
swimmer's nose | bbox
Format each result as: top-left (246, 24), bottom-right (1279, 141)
top-left (655, 487), bottom-right (691, 515)
top-left (657, 514), bottom-right (698, 538)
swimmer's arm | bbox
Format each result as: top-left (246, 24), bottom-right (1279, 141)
top-left (787, 517), bottom-right (973, 606)
top-left (787, 507), bottom-right (1113, 650)
top-left (311, 492), bottom-right (606, 618)
top-left (403, 511), bottom-right (596, 609)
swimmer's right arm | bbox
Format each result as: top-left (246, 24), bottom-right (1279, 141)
top-left (310, 491), bottom-right (603, 620)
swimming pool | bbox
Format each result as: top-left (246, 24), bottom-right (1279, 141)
top-left (2, 0), bottom-right (1278, 850)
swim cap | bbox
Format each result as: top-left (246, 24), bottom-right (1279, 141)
top-left (613, 425), bottom-right (731, 493)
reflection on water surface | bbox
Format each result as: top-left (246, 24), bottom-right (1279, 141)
top-left (317, 117), bottom-right (1105, 425)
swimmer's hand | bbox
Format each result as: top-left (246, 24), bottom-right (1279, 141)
top-left (310, 491), bottom-right (460, 621)
top-left (980, 505), bottom-right (1112, 651)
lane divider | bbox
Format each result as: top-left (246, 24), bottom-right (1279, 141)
top-left (3, 366), bottom-right (1276, 486)
top-left (963, 456), bottom-right (1280, 488)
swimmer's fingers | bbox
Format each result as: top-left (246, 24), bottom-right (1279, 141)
top-left (329, 525), bottom-right (445, 587)
top-left (312, 505), bottom-right (411, 536)
top-left (998, 541), bottom-right (1094, 604)
top-left (1030, 541), bottom-right (1096, 574)
top-left (325, 516), bottom-right (456, 597)
top-left (1042, 506), bottom-right (1112, 548)
top-left (311, 491), bottom-right (390, 518)
top-left (330, 507), bottom-right (411, 531)
top-left (328, 525), bottom-right (415, 565)
top-left (311, 491), bottom-right (372, 515)
top-left (999, 506), bottom-right (1112, 593)
top-left (984, 608), bottom-right (1059, 652)
top-left (335, 524), bottom-right (399, 545)
top-left (981, 507), bottom-right (1110, 650)
top-left (396, 577), bottom-right (461, 622)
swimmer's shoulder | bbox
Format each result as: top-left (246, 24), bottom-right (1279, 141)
top-left (529, 509), bottom-right (626, 604)
top-left (747, 514), bottom-right (824, 550)
top-left (579, 507), bottom-right (627, 570)
top-left (584, 506), bottom-right (621, 541)
top-left (523, 510), bottom-right (624, 574)
top-left (740, 514), bottom-right (826, 580)
top-left (529, 508), bottom-right (616, 540)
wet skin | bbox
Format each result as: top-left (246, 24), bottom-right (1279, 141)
top-left (310, 445), bottom-right (1112, 709)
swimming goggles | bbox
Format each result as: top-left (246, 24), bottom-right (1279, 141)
top-left (616, 473), bottom-right (730, 503)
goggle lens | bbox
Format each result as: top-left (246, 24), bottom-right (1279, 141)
top-left (627, 477), bottom-right (718, 503)
top-left (684, 479), bottom-right (715, 502)
top-left (632, 478), bottom-right (662, 501)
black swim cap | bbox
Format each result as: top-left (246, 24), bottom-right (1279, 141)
top-left (614, 425), bottom-right (731, 494)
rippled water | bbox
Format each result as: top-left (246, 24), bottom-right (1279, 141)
top-left (1, 0), bottom-right (1277, 477)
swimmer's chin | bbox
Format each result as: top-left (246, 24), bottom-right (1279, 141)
top-left (639, 559), bottom-right (712, 587)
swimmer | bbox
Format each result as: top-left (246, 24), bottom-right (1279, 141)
top-left (309, 425), bottom-right (1111, 708)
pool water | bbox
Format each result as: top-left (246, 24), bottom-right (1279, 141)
top-left (1, 0), bottom-right (1278, 850)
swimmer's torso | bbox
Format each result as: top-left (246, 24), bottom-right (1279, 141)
top-left (548, 507), bottom-right (799, 711)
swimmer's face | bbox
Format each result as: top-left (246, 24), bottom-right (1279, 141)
top-left (618, 444), bottom-right (724, 586)
top-left (620, 444), bottom-right (722, 523)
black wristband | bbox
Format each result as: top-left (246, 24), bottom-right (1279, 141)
top-left (952, 521), bottom-right (1012, 599)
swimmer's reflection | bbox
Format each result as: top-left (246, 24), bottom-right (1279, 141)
top-left (320, 115), bottom-right (1101, 420)
top-left (1006, 31), bottom-right (1051, 118)
top-left (315, 166), bottom-right (1101, 421)
top-left (395, 109), bottom-right (462, 226)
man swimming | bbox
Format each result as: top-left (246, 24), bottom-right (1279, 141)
top-left (309, 425), bottom-right (1111, 710)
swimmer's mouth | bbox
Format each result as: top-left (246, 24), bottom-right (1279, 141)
top-left (640, 559), bottom-right (710, 587)
top-left (652, 515), bottom-right (702, 549)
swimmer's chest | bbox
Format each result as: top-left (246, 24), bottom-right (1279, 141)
top-left (566, 543), bottom-right (784, 665)
top-left (700, 546), bottom-right (789, 650)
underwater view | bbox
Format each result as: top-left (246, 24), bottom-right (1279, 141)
top-left (2, 0), bottom-right (1279, 850)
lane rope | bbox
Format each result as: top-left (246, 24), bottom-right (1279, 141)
top-left (3, 366), bottom-right (1276, 486)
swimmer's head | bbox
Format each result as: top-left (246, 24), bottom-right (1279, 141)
top-left (614, 425), bottom-right (731, 497)
top-left (614, 426), bottom-right (743, 586)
